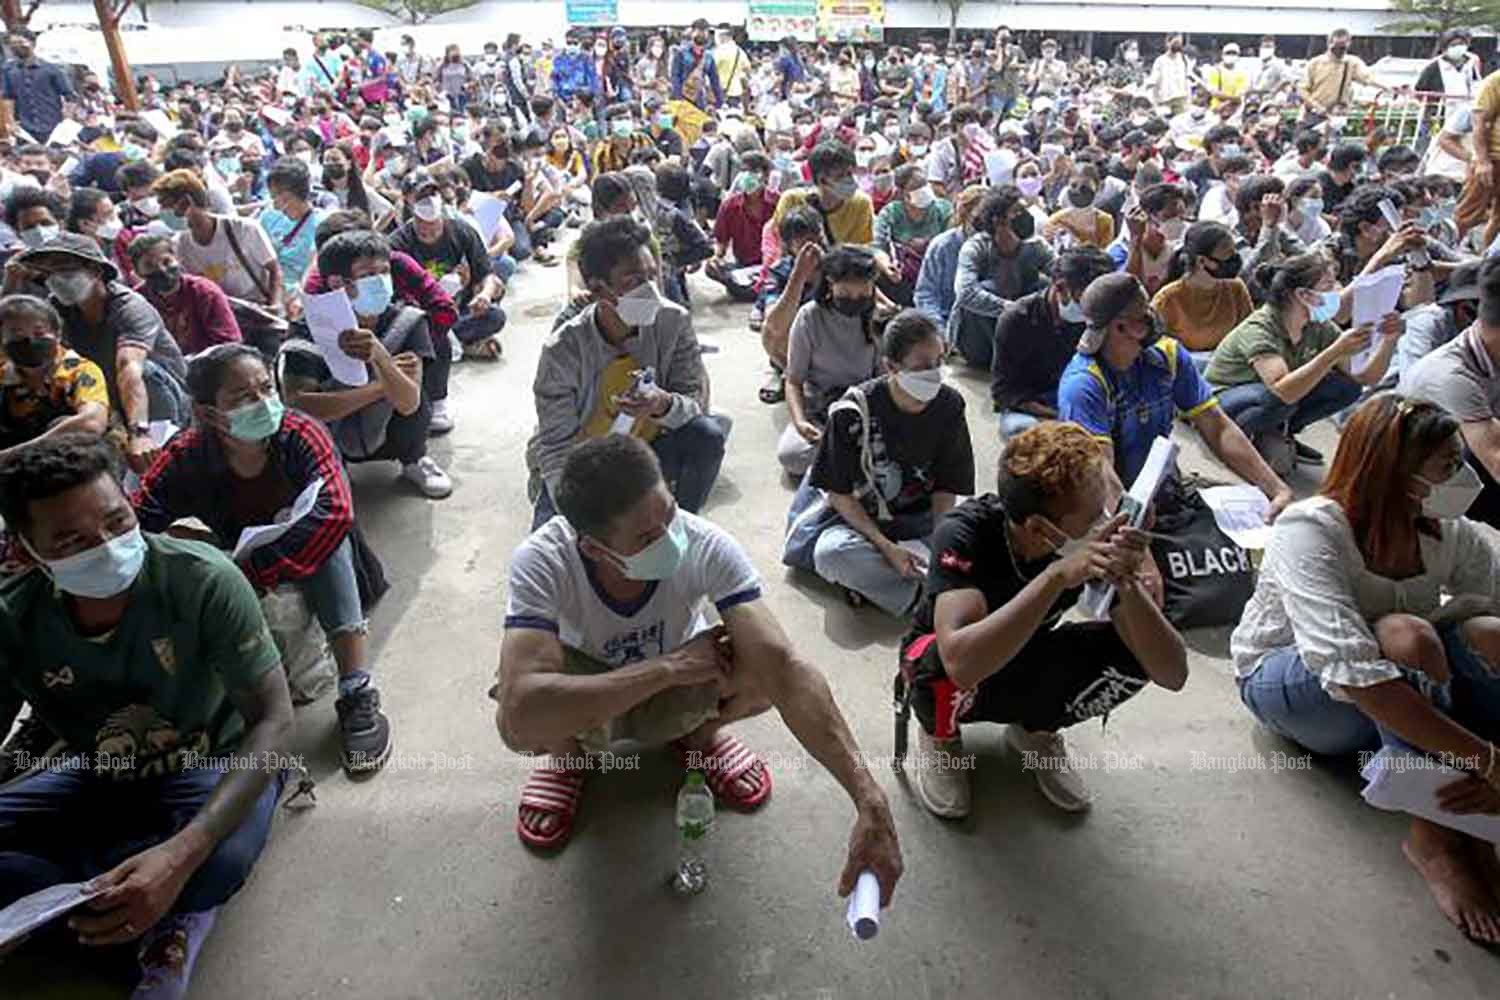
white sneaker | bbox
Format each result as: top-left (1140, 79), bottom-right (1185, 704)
top-left (450, 337), bottom-right (464, 363)
top-left (401, 456), bottom-right (453, 499)
top-left (1006, 726), bottom-right (1092, 812)
top-left (428, 399), bottom-right (454, 436)
top-left (912, 726), bottom-right (971, 819)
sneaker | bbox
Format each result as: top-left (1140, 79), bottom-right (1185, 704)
top-left (1006, 726), bottom-right (1091, 812)
top-left (1292, 437), bottom-right (1324, 465)
top-left (335, 683), bottom-right (392, 775)
top-left (450, 336), bottom-right (464, 363)
top-left (402, 456), bottom-right (453, 499)
top-left (758, 370), bottom-right (785, 404)
top-left (428, 400), bottom-right (455, 437)
top-left (912, 726), bottom-right (970, 819)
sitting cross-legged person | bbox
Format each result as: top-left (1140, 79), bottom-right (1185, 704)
top-left (898, 421), bottom-right (1188, 820)
top-left (0, 294), bottom-right (110, 459)
top-left (494, 433), bottom-right (903, 919)
top-left (133, 344), bottom-right (391, 775)
top-left (0, 433), bottom-right (294, 1000)
top-left (279, 230), bottom-right (453, 500)
top-left (796, 309), bottom-right (974, 615)
top-left (526, 216), bottom-right (727, 531)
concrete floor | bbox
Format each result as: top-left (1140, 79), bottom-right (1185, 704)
top-left (9, 243), bottom-right (1500, 999)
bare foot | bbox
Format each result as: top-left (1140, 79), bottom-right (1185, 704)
top-left (1404, 837), bottom-right (1500, 944)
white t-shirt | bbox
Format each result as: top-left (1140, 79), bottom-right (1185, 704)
top-left (174, 215), bottom-right (278, 303)
top-left (505, 512), bottom-right (762, 668)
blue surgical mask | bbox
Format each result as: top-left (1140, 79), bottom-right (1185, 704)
top-left (30, 527), bottom-right (147, 599)
top-left (351, 272), bottom-right (393, 316)
top-left (227, 396), bottom-right (285, 441)
top-left (827, 177), bottom-right (858, 200)
top-left (600, 516), bottom-right (687, 581)
top-left (160, 209), bottom-right (189, 232)
top-left (1217, 143), bottom-right (1242, 159)
top-left (1308, 288), bottom-right (1341, 323)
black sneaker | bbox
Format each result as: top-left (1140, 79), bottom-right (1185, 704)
top-left (335, 684), bottom-right (392, 776)
top-left (1292, 438), bottom-right (1324, 465)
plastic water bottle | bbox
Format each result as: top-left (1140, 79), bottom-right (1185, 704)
top-left (673, 770), bottom-right (714, 895)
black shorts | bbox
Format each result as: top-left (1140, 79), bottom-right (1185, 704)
top-left (901, 621), bottom-right (1150, 739)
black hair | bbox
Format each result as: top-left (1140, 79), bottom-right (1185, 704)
top-left (1138, 182), bottom-right (1187, 216)
top-left (266, 157), bottom-right (311, 201)
top-left (778, 205), bottom-right (824, 246)
top-left (412, 117), bottom-right (438, 142)
top-left (577, 216), bottom-right (653, 284)
top-left (1286, 175), bottom-right (1322, 201)
top-left (1234, 173), bottom-right (1284, 217)
top-left (65, 187), bottom-right (110, 233)
top-left (555, 434), bottom-right (663, 538)
top-left (655, 163), bottom-right (691, 203)
top-left (1479, 257), bottom-right (1500, 327)
top-left (591, 172), bottom-right (633, 214)
top-left (1293, 129), bottom-right (1325, 156)
top-left (186, 342), bottom-right (267, 405)
top-left (1203, 125), bottom-right (1241, 153)
top-left (1167, 221), bottom-right (1235, 283)
top-left (1328, 142), bottom-right (1367, 172)
top-left (815, 244), bottom-right (879, 341)
top-left (314, 210), bottom-right (374, 249)
top-left (974, 186), bottom-right (1023, 238)
top-left (1255, 252), bottom-right (1332, 311)
top-left (1339, 184), bottom-right (1401, 241)
top-left (1377, 143), bottom-right (1420, 172)
top-left (807, 141), bottom-right (855, 182)
top-left (4, 186), bottom-right (63, 228)
top-left (739, 151), bottom-right (770, 174)
top-left (1218, 154), bottom-right (1254, 179)
top-left (126, 232), bottom-right (172, 266)
top-left (893, 163), bottom-right (924, 191)
top-left (0, 293), bottom-right (62, 335)
top-left (0, 432), bottom-right (122, 538)
top-left (162, 148), bottom-right (204, 173)
top-left (1055, 247), bottom-right (1117, 298)
top-left (881, 308), bottom-right (940, 362)
top-left (115, 160), bottom-right (160, 193)
top-left (316, 230), bottom-right (391, 280)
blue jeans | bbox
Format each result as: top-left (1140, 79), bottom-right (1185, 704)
top-left (492, 254), bottom-right (517, 282)
top-left (0, 762), bottom-right (284, 911)
top-left (299, 536), bottom-right (365, 638)
top-left (811, 513), bottom-right (934, 617)
top-left (1217, 372), bottom-right (1363, 438)
top-left (1238, 623), bottom-right (1500, 755)
top-left (530, 415), bottom-right (731, 532)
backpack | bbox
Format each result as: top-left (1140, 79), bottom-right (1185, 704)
top-left (782, 386), bottom-right (889, 571)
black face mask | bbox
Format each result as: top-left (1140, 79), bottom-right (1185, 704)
top-left (1069, 186), bottom-right (1096, 208)
top-left (1010, 211), bottom-right (1036, 240)
top-left (5, 336), bottom-right (56, 368)
top-left (1208, 254), bottom-right (1242, 280)
top-left (832, 295), bottom-right (872, 317)
top-left (323, 163), bottom-right (348, 182)
top-left (145, 265), bottom-right (181, 293)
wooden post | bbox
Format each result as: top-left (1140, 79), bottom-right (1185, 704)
top-left (1, 0), bottom-right (22, 33)
top-left (94, 0), bottom-right (140, 111)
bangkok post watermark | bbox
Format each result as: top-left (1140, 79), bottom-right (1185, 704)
top-left (1190, 750), bottom-right (1313, 773)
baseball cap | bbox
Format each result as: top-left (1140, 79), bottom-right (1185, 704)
top-left (402, 168), bottom-right (440, 196)
top-left (1077, 273), bottom-right (1146, 354)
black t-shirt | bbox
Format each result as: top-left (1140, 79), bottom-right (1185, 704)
top-left (908, 494), bottom-right (1081, 640)
top-left (991, 290), bottom-right (1084, 412)
top-left (652, 128), bottom-right (685, 159)
top-left (463, 152), bottom-right (522, 197)
top-left (1318, 169), bottom-right (1355, 214)
top-left (808, 377), bottom-right (975, 525)
top-left (390, 219), bottom-right (491, 308)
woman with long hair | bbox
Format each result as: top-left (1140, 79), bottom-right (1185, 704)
top-left (1235, 393), bottom-right (1500, 944)
top-left (1152, 219), bottom-right (1254, 361)
top-left (321, 141), bottom-right (395, 232)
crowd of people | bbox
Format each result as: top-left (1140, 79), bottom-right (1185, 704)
top-left (1, 15), bottom-right (1500, 996)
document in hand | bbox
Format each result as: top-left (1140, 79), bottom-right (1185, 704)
top-left (232, 477), bottom-right (325, 562)
top-left (301, 290), bottom-right (369, 387)
top-left (0, 881), bottom-right (107, 950)
top-left (1348, 264), bottom-right (1404, 374)
top-left (468, 192), bottom-right (508, 244)
top-left (1078, 436), bottom-right (1179, 619)
top-left (1361, 748), bottom-right (1500, 844)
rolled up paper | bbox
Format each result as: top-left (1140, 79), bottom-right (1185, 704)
top-left (845, 870), bottom-right (880, 940)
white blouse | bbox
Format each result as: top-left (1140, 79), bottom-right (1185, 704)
top-left (1231, 497), bottom-right (1500, 699)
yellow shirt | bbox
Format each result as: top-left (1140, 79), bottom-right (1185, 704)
top-left (1203, 65), bottom-right (1250, 108)
top-left (714, 42), bottom-right (748, 98)
top-left (1151, 278), bottom-right (1254, 353)
top-left (770, 187), bottom-right (875, 248)
top-left (0, 350), bottom-right (109, 445)
top-left (1045, 207), bottom-right (1115, 249)
top-left (1301, 52), bottom-right (1375, 112)
top-left (1475, 71), bottom-right (1500, 158)
top-left (582, 355), bottom-right (661, 443)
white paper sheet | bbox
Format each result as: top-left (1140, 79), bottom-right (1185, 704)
top-left (46, 119), bottom-right (82, 147)
top-left (300, 290), bottom-right (368, 387)
top-left (1361, 748), bottom-right (1500, 844)
top-left (140, 108), bottom-right (178, 138)
top-left (1079, 437), bottom-right (1179, 619)
top-left (1350, 263), bottom-right (1404, 329)
top-left (844, 870), bottom-right (881, 940)
top-left (1200, 484), bottom-right (1271, 550)
top-left (231, 478), bottom-right (324, 561)
top-left (0, 881), bottom-right (106, 949)
top-left (468, 192), bottom-right (507, 244)
top-left (147, 420), bottom-right (179, 449)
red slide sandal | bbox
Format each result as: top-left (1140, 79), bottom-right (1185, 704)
top-left (516, 765), bottom-right (586, 850)
top-left (674, 733), bottom-right (773, 811)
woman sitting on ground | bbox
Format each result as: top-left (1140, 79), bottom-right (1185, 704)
top-left (1234, 393), bottom-right (1500, 945)
top-left (1151, 220), bottom-right (1254, 366)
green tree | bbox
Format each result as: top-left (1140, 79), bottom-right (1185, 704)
top-left (1379, 0), bottom-right (1500, 36)
top-left (355, 0), bottom-right (482, 25)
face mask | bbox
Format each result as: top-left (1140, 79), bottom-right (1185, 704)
top-left (1261, 47), bottom-right (1275, 59)
top-left (20, 224), bottom-right (58, 249)
top-left (827, 177), bottom-right (858, 200)
top-left (1417, 462), bottom-right (1482, 519)
top-left (1010, 212), bottom-right (1036, 240)
top-left (227, 395), bottom-right (285, 442)
top-left (1447, 44), bottom-right (1469, 62)
top-left (351, 272), bottom-right (394, 316)
top-left (1222, 57), bottom-right (1237, 68)
top-left (94, 215), bottom-right (122, 241)
top-left (4, 335), bottom-right (55, 368)
top-left (134, 195), bottom-right (160, 218)
top-left (322, 162), bottom-right (348, 183)
top-left (895, 367), bottom-right (943, 403)
top-left (1059, 296), bottom-right (1086, 324)
top-left (854, 150), bottom-right (875, 169)
top-left (1157, 217), bottom-right (1187, 243)
top-left (120, 142), bottom-right (146, 162)
top-left (1330, 116), bottom-right (1348, 131)
top-left (1207, 254), bottom-right (1242, 280)
top-left (882, 125), bottom-right (900, 142)
top-left (595, 44), bottom-right (608, 57)
top-left (909, 142), bottom-right (928, 157)
top-left (655, 113), bottom-right (674, 130)
top-left (610, 119), bottom-right (633, 139)
top-left (1068, 185), bottom-right (1095, 208)
top-left (732, 172), bottom-right (763, 195)
top-left (47, 271), bottom-right (95, 306)
top-left (1125, 50), bottom-right (1140, 64)
top-left (1042, 49), bottom-right (1057, 60)
top-left (413, 196), bottom-right (443, 222)
top-left (145, 264), bottom-right (181, 294)
top-left (1217, 143), bottom-right (1242, 159)
top-left (215, 155), bottom-right (241, 178)
top-left (160, 209), bottom-right (188, 232)
top-left (1017, 175), bottom-right (1044, 198)
top-left (30, 526), bottom-right (147, 599)
top-left (614, 280), bottom-right (663, 327)
top-left (1296, 197), bottom-right (1324, 220)
top-left (600, 515), bottom-right (687, 581)
top-left (831, 294), bottom-right (872, 317)
top-left (908, 185), bottom-right (935, 209)
top-left (1306, 288), bottom-right (1341, 323)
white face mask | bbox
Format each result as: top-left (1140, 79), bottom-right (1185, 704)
top-left (613, 280), bottom-right (663, 328)
top-left (1417, 462), bottom-right (1482, 519)
top-left (413, 195), bottom-right (443, 222)
top-left (895, 367), bottom-right (943, 403)
top-left (1158, 217), bottom-right (1188, 243)
top-left (1447, 44), bottom-right (1469, 62)
top-left (96, 215), bottom-right (123, 240)
top-left (1059, 294), bottom-right (1086, 324)
top-left (908, 185), bottom-right (935, 209)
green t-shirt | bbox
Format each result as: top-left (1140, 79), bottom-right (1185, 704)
top-left (1206, 304), bottom-right (1339, 388)
top-left (0, 534), bottom-right (280, 780)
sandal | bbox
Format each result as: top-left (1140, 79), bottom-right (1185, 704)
top-left (758, 371), bottom-right (785, 405)
top-left (674, 733), bottom-right (772, 811)
top-left (463, 337), bottom-right (503, 361)
top-left (516, 764), bottom-right (586, 850)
